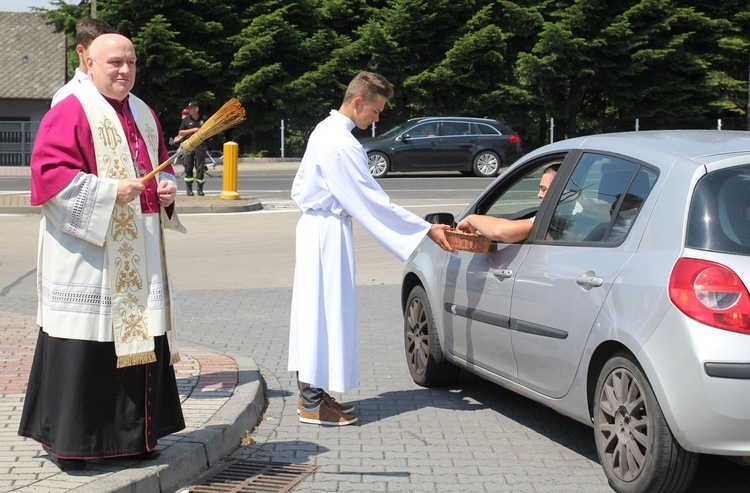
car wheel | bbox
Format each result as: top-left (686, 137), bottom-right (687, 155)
top-left (473, 151), bottom-right (501, 177)
top-left (404, 285), bottom-right (460, 387)
top-left (594, 353), bottom-right (698, 493)
top-left (368, 152), bottom-right (389, 178)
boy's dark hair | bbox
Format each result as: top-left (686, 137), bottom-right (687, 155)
top-left (343, 71), bottom-right (394, 104)
top-left (75, 18), bottom-right (116, 48)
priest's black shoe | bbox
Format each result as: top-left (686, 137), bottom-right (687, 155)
top-left (135, 449), bottom-right (161, 460)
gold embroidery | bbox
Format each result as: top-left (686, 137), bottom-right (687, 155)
top-left (123, 292), bottom-right (138, 308)
top-left (111, 206), bottom-right (139, 242)
top-left (114, 255), bottom-right (144, 292)
top-left (98, 117), bottom-right (124, 152)
top-left (144, 124), bottom-right (158, 152)
top-left (78, 89), bottom-right (176, 367)
top-left (119, 305), bottom-right (149, 342)
top-left (118, 241), bottom-right (134, 259)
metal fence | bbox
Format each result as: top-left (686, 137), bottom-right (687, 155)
top-left (1, 116), bottom-right (748, 167)
top-left (549, 117), bottom-right (748, 144)
top-left (0, 122), bottom-right (39, 166)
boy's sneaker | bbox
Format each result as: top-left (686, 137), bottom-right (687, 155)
top-left (297, 394), bottom-right (355, 414)
top-left (299, 400), bottom-right (357, 426)
top-left (323, 392), bottom-right (355, 414)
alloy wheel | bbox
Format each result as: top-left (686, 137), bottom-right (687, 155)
top-left (474, 152), bottom-right (500, 177)
top-left (404, 295), bottom-right (428, 377)
top-left (595, 365), bottom-right (651, 482)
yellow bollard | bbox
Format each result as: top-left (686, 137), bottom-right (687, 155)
top-left (220, 141), bottom-right (240, 200)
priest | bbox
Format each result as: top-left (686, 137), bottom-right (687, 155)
top-left (18, 33), bottom-right (186, 470)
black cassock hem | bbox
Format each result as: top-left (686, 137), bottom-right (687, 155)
top-left (18, 329), bottom-right (185, 459)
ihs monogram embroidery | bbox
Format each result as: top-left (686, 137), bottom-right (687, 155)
top-left (98, 117), bottom-right (123, 152)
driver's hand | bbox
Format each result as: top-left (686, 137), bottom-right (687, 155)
top-left (456, 216), bottom-right (477, 234)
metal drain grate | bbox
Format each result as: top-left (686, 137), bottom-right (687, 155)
top-left (184, 460), bottom-right (318, 493)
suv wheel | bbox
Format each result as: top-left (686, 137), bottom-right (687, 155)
top-left (404, 285), bottom-right (460, 387)
top-left (473, 151), bottom-right (501, 177)
top-left (368, 152), bottom-right (389, 178)
top-left (594, 353), bottom-right (698, 493)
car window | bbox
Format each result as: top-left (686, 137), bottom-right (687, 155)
top-left (478, 123), bottom-right (501, 135)
top-left (480, 158), bottom-right (564, 221)
top-left (546, 152), bottom-right (656, 243)
top-left (687, 164), bottom-right (750, 255)
top-left (442, 122), bottom-right (469, 137)
top-left (407, 123), bottom-right (437, 138)
top-left (380, 121), bottom-right (413, 138)
top-left (607, 166), bottom-right (656, 242)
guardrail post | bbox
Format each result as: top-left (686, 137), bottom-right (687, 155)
top-left (220, 142), bottom-right (240, 200)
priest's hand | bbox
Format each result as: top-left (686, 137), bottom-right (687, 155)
top-left (426, 223), bottom-right (453, 252)
top-left (116, 179), bottom-right (144, 205)
top-left (157, 180), bottom-right (177, 207)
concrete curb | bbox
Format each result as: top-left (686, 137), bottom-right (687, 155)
top-left (176, 199), bottom-right (263, 214)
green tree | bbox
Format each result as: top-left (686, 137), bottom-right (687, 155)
top-left (34, 0), bottom-right (750, 156)
top-left (36, 0), bottom-right (92, 79)
top-left (406, 1), bottom-right (543, 148)
top-left (231, 0), bottom-right (373, 155)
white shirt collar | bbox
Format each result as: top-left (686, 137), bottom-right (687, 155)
top-left (330, 109), bottom-right (356, 132)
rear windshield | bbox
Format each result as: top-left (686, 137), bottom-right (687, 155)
top-left (687, 165), bottom-right (750, 255)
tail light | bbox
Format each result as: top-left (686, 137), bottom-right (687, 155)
top-left (669, 258), bottom-right (750, 334)
top-left (508, 135), bottom-right (522, 144)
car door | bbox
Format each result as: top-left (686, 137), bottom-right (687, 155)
top-left (390, 122), bottom-right (440, 170)
top-left (442, 155), bottom-right (567, 380)
top-left (510, 152), bottom-right (657, 398)
top-left (438, 121), bottom-right (472, 168)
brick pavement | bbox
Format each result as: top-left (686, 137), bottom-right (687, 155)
top-left (0, 161), bottom-right (282, 492)
top-left (0, 308), bottom-right (263, 493)
top-left (173, 285), bottom-right (615, 493)
top-left (172, 278), bottom-right (750, 493)
top-left (3, 165), bottom-right (749, 492)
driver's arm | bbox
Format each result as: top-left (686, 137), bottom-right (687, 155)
top-left (456, 214), bottom-right (533, 243)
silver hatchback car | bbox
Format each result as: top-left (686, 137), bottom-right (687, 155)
top-left (402, 130), bottom-right (750, 493)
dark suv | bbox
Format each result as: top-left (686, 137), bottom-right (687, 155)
top-left (359, 116), bottom-right (524, 178)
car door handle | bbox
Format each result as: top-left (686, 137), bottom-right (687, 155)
top-left (576, 275), bottom-right (603, 287)
top-left (490, 268), bottom-right (512, 279)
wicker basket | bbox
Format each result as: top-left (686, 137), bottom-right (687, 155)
top-left (445, 229), bottom-right (491, 253)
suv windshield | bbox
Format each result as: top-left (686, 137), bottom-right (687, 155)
top-left (687, 164), bottom-right (750, 255)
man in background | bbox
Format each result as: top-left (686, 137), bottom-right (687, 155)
top-left (51, 18), bottom-right (116, 107)
top-left (177, 101), bottom-right (207, 196)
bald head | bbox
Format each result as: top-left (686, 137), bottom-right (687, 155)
top-left (86, 33), bottom-right (136, 101)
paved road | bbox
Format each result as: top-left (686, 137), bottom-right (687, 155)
top-left (2, 194), bottom-right (749, 491)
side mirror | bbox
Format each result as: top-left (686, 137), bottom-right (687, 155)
top-left (424, 212), bottom-right (455, 227)
top-left (401, 133), bottom-right (411, 142)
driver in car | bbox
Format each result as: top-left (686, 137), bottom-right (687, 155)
top-left (456, 164), bottom-right (559, 242)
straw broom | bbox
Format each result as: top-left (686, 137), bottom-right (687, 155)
top-left (140, 98), bottom-right (246, 183)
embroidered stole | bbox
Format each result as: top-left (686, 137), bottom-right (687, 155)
top-left (76, 87), bottom-right (161, 368)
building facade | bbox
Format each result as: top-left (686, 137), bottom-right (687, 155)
top-left (0, 11), bottom-right (66, 166)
